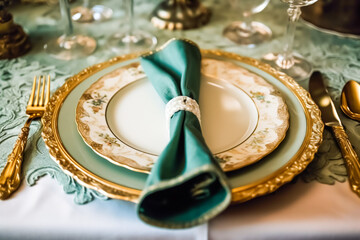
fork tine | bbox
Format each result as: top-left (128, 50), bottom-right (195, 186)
top-left (39, 76), bottom-right (46, 106)
top-left (28, 76), bottom-right (36, 106)
top-left (45, 76), bottom-right (50, 105)
top-left (34, 76), bottom-right (41, 106)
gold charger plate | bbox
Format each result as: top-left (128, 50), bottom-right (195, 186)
top-left (42, 50), bottom-right (324, 203)
top-left (75, 58), bottom-right (289, 173)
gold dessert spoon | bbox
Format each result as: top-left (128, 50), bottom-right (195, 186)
top-left (341, 80), bottom-right (360, 122)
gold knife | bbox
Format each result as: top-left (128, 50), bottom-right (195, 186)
top-left (309, 71), bottom-right (360, 197)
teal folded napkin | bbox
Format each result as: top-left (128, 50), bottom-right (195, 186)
top-left (137, 39), bottom-right (231, 229)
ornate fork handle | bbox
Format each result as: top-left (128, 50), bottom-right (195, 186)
top-left (0, 114), bottom-right (38, 200)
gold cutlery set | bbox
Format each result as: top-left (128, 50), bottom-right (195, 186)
top-left (309, 72), bottom-right (360, 197)
top-left (0, 76), bottom-right (50, 200)
top-left (0, 70), bottom-right (359, 200)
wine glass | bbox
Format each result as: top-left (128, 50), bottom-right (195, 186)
top-left (71, 0), bottom-right (113, 23)
top-left (44, 0), bottom-right (97, 60)
top-left (262, 0), bottom-right (318, 81)
top-left (107, 0), bottom-right (157, 54)
top-left (223, 0), bottom-right (272, 46)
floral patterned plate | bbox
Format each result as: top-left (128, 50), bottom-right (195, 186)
top-left (42, 50), bottom-right (323, 203)
top-left (75, 58), bottom-right (289, 173)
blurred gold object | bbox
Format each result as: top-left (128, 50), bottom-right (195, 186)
top-left (0, 8), bottom-right (31, 59)
top-left (0, 76), bottom-right (50, 200)
top-left (150, 0), bottom-right (211, 30)
top-left (302, 0), bottom-right (360, 36)
top-left (341, 80), bottom-right (360, 122)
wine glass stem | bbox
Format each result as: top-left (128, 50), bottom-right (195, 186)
top-left (59, 0), bottom-right (74, 36)
top-left (83, 0), bottom-right (90, 8)
top-left (242, 11), bottom-right (253, 33)
top-left (126, 0), bottom-right (135, 37)
top-left (277, 5), bottom-right (301, 69)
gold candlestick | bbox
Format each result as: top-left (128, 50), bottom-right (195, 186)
top-left (150, 0), bottom-right (211, 30)
top-left (0, 6), bottom-right (31, 59)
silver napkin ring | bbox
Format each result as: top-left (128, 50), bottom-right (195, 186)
top-left (165, 96), bottom-right (201, 131)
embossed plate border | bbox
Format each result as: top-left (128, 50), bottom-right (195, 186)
top-left (42, 50), bottom-right (324, 203)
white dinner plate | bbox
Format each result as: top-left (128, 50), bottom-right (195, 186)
top-left (75, 59), bottom-right (289, 172)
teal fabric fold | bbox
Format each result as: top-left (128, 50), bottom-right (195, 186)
top-left (137, 39), bottom-right (231, 229)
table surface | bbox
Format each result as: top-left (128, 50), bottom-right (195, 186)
top-left (1, 0), bottom-right (360, 239)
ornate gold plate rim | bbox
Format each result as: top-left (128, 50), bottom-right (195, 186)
top-left (41, 50), bottom-right (324, 203)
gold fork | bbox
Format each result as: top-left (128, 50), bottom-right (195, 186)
top-left (0, 76), bottom-right (50, 200)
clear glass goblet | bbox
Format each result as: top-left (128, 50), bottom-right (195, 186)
top-left (71, 0), bottom-right (113, 23)
top-left (263, 0), bottom-right (318, 81)
top-left (223, 0), bottom-right (272, 46)
top-left (107, 0), bottom-right (157, 54)
top-left (44, 0), bottom-right (97, 60)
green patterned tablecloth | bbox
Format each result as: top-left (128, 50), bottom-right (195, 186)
top-left (1, 0), bottom-right (359, 204)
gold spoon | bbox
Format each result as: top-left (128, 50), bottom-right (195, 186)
top-left (341, 80), bottom-right (360, 121)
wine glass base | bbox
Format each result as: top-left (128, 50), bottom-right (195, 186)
top-left (108, 30), bottom-right (157, 55)
top-left (44, 34), bottom-right (97, 60)
top-left (71, 5), bottom-right (113, 23)
top-left (262, 53), bottom-right (312, 82)
top-left (223, 21), bottom-right (272, 47)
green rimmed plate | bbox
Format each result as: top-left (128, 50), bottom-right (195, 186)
top-left (75, 58), bottom-right (289, 173)
top-left (41, 50), bottom-right (323, 203)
